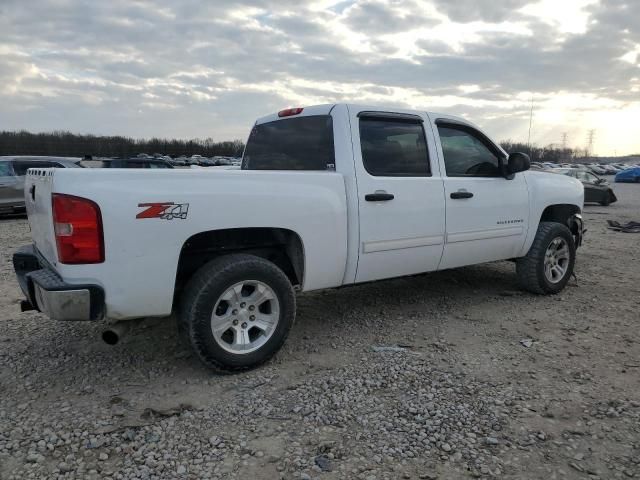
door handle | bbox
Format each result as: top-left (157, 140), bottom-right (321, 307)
top-left (450, 191), bottom-right (474, 199)
top-left (365, 192), bottom-right (394, 202)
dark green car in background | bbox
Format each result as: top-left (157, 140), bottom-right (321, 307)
top-left (550, 167), bottom-right (617, 206)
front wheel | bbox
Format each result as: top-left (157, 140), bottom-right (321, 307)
top-left (516, 222), bottom-right (576, 294)
top-left (180, 254), bottom-right (296, 373)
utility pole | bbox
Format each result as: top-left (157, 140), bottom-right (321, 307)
top-left (527, 96), bottom-right (534, 148)
top-left (561, 132), bottom-right (568, 150)
top-left (586, 129), bottom-right (596, 158)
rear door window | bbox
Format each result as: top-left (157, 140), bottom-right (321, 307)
top-left (359, 117), bottom-right (430, 176)
top-left (242, 115), bottom-right (335, 170)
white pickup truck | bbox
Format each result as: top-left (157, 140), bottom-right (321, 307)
top-left (13, 104), bottom-right (584, 372)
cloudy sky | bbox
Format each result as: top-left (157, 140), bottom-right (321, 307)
top-left (1, 0), bottom-right (639, 155)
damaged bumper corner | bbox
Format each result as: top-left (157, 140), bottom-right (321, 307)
top-left (569, 213), bottom-right (585, 248)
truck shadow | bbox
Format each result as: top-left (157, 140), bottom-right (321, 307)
top-left (6, 260), bottom-right (523, 387)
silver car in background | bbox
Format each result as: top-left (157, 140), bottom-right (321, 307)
top-left (0, 156), bottom-right (82, 215)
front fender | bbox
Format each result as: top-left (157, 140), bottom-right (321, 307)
top-left (520, 171), bottom-right (584, 256)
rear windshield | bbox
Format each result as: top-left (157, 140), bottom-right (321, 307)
top-left (242, 115), bottom-right (335, 170)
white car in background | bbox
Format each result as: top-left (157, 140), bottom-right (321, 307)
top-left (0, 156), bottom-right (82, 215)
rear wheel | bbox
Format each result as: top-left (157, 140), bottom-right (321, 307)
top-left (180, 254), bottom-right (296, 373)
top-left (516, 222), bottom-right (576, 294)
top-left (600, 192), bottom-right (611, 206)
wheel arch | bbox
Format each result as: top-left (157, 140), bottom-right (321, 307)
top-left (538, 203), bottom-right (583, 248)
top-left (173, 227), bottom-right (305, 309)
top-left (539, 203), bottom-right (581, 225)
top-left (521, 203), bottom-right (583, 256)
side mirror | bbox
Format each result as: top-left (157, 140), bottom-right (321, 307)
top-left (507, 152), bottom-right (530, 175)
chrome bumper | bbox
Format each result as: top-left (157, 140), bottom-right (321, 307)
top-left (33, 284), bottom-right (92, 321)
top-left (13, 245), bottom-right (104, 321)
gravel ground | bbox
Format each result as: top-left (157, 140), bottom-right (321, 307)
top-left (1, 183), bottom-right (639, 480)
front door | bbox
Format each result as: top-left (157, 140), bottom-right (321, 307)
top-left (351, 109), bottom-right (446, 283)
top-left (433, 121), bottom-right (530, 270)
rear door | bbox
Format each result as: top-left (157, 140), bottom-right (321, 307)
top-left (350, 108), bottom-right (446, 282)
top-left (0, 161), bottom-right (23, 209)
top-left (433, 120), bottom-right (530, 269)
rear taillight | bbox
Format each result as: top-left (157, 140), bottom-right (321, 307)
top-left (52, 193), bottom-right (104, 264)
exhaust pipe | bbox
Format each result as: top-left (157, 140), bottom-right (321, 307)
top-left (101, 321), bottom-right (132, 345)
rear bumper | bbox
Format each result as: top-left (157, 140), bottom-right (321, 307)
top-left (13, 245), bottom-right (105, 321)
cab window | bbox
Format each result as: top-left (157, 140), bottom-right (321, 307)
top-left (243, 115), bottom-right (335, 170)
top-left (437, 124), bottom-right (502, 177)
top-left (359, 117), bottom-right (430, 177)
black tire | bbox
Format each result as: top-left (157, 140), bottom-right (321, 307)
top-left (516, 221), bottom-right (576, 295)
top-left (600, 192), bottom-right (611, 206)
top-left (179, 254), bottom-right (296, 373)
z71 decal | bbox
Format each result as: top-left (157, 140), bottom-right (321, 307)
top-left (137, 202), bottom-right (189, 220)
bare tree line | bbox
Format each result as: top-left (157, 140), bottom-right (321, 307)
top-left (0, 130), bottom-right (633, 162)
top-left (499, 141), bottom-right (588, 163)
top-left (0, 130), bottom-right (245, 158)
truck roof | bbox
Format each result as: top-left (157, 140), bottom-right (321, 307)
top-left (254, 103), bottom-right (471, 127)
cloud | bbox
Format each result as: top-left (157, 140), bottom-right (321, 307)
top-left (0, 0), bottom-right (638, 154)
top-left (429, 0), bottom-right (531, 23)
top-left (344, 0), bottom-right (439, 33)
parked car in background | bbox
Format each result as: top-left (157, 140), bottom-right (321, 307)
top-left (551, 168), bottom-right (617, 205)
top-left (588, 165), bottom-right (607, 175)
top-left (1, 156), bottom-right (82, 215)
top-left (599, 165), bottom-right (619, 175)
top-left (198, 158), bottom-right (217, 166)
top-left (615, 166), bottom-right (640, 183)
top-left (80, 158), bottom-right (174, 169)
top-left (168, 157), bottom-right (188, 167)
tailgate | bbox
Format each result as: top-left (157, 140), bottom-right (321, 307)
top-left (25, 169), bottom-right (58, 265)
